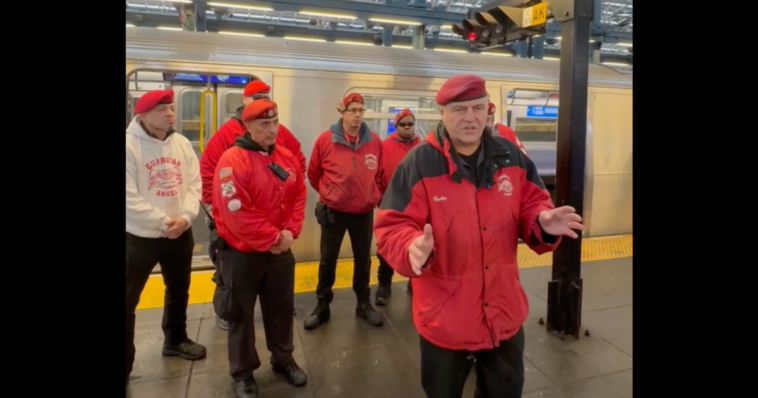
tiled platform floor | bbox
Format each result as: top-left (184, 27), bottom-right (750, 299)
top-left (128, 257), bottom-right (633, 398)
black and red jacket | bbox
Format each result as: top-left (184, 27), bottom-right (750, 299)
top-left (374, 123), bottom-right (559, 352)
top-left (199, 105), bottom-right (306, 204)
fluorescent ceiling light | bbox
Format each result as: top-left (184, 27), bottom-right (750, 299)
top-left (615, 42), bottom-right (633, 47)
top-left (218, 31), bottom-right (264, 37)
top-left (157, 26), bottom-right (182, 31)
top-left (480, 52), bottom-right (512, 56)
top-left (300, 11), bottom-right (355, 19)
top-left (208, 2), bottom-right (273, 11)
top-left (602, 62), bottom-right (630, 66)
top-left (283, 36), bottom-right (325, 42)
top-left (543, 57), bottom-right (560, 61)
top-left (126, 23), bottom-right (135, 27)
top-left (368, 17), bottom-right (422, 25)
top-left (335, 40), bottom-right (372, 46)
top-left (392, 45), bottom-right (412, 49)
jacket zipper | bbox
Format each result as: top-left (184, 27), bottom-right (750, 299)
top-left (474, 182), bottom-right (496, 348)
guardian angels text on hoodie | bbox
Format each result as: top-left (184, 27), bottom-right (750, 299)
top-left (126, 116), bottom-right (201, 238)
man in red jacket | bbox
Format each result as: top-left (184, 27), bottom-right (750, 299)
top-left (486, 102), bottom-right (527, 155)
top-left (374, 108), bottom-right (420, 306)
top-left (303, 93), bottom-right (384, 330)
top-left (374, 74), bottom-right (584, 398)
top-left (200, 80), bottom-right (306, 331)
top-left (212, 99), bottom-right (308, 397)
top-left (200, 80), bottom-right (306, 205)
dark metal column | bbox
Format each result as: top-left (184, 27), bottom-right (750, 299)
top-left (545, 0), bottom-right (593, 339)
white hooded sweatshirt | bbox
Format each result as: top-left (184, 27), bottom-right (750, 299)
top-left (126, 116), bottom-right (201, 238)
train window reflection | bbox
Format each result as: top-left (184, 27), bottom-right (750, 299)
top-left (504, 89), bottom-right (558, 143)
top-left (180, 90), bottom-right (201, 142)
top-left (351, 90), bottom-right (441, 140)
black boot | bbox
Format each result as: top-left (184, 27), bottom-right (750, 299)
top-left (234, 376), bottom-right (258, 398)
top-left (273, 361), bottom-right (308, 387)
top-left (304, 301), bottom-right (330, 330)
top-left (407, 280), bottom-right (413, 296)
top-left (356, 299), bottom-right (384, 326)
top-left (374, 283), bottom-right (392, 306)
top-left (217, 316), bottom-right (228, 331)
top-left (162, 339), bottom-right (207, 360)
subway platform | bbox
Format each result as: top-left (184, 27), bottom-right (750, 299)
top-left (128, 256), bottom-right (632, 398)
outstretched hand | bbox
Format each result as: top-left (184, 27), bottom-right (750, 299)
top-left (408, 224), bottom-right (434, 275)
top-left (538, 206), bottom-right (585, 238)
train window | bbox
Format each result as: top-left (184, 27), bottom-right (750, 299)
top-left (504, 89), bottom-right (559, 143)
top-left (225, 92), bottom-right (242, 114)
top-left (221, 91), bottom-right (244, 123)
top-left (180, 90), bottom-right (201, 142)
top-left (348, 89), bottom-right (441, 140)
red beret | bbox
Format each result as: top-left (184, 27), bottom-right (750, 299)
top-left (134, 89), bottom-right (173, 114)
top-left (488, 102), bottom-right (496, 115)
top-left (340, 93), bottom-right (364, 110)
top-left (436, 74), bottom-right (488, 105)
top-left (241, 99), bottom-right (278, 122)
top-left (394, 108), bottom-right (414, 124)
top-left (243, 80), bottom-right (271, 97)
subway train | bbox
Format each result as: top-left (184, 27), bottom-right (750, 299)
top-left (126, 28), bottom-right (633, 267)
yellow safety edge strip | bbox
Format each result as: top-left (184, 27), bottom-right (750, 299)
top-left (137, 234), bottom-right (632, 310)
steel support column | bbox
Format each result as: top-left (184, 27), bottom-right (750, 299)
top-left (412, 25), bottom-right (425, 49)
top-left (194, 0), bottom-right (207, 32)
top-left (382, 26), bottom-right (393, 46)
top-left (591, 0), bottom-right (603, 29)
top-left (532, 36), bottom-right (546, 59)
top-left (516, 40), bottom-right (527, 57)
top-left (546, 0), bottom-right (592, 340)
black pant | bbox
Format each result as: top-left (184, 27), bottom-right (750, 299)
top-left (125, 229), bottom-right (194, 379)
top-left (419, 327), bottom-right (525, 398)
top-left (376, 252), bottom-right (394, 286)
top-left (316, 209), bottom-right (374, 302)
top-left (220, 246), bottom-right (296, 381)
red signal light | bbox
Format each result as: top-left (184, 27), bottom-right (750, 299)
top-left (468, 32), bottom-right (476, 41)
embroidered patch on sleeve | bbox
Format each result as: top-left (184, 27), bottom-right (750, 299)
top-left (221, 181), bottom-right (236, 197)
top-left (227, 198), bottom-right (241, 212)
top-left (219, 166), bottom-right (232, 179)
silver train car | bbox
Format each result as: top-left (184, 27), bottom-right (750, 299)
top-left (126, 28), bottom-right (633, 266)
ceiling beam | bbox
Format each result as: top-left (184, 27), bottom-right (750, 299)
top-left (126, 13), bottom-right (631, 64)
top-left (192, 0), bottom-right (469, 25)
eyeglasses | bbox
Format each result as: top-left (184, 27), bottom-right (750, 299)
top-left (252, 94), bottom-right (271, 100)
top-left (397, 122), bottom-right (414, 128)
top-left (344, 108), bottom-right (365, 114)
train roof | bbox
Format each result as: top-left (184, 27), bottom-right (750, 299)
top-left (126, 28), bottom-right (632, 90)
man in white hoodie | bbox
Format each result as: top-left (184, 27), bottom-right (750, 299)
top-left (126, 89), bottom-right (206, 387)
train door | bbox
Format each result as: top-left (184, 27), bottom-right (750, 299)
top-left (126, 70), bottom-right (272, 263)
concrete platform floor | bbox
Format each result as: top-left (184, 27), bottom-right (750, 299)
top-left (128, 257), bottom-right (633, 398)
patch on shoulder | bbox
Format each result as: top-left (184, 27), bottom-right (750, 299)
top-left (219, 166), bottom-right (232, 179)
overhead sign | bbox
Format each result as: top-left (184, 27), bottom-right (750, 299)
top-left (522, 2), bottom-right (547, 28)
top-left (525, 106), bottom-right (558, 117)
